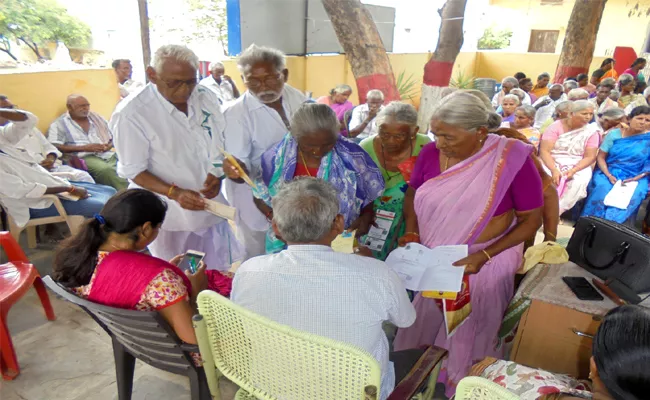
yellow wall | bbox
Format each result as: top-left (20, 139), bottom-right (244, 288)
top-left (0, 69), bottom-right (120, 132)
top-left (473, 52), bottom-right (606, 81)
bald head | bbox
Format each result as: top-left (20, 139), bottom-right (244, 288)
top-left (66, 94), bottom-right (90, 119)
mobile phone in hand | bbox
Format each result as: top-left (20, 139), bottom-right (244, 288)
top-left (178, 250), bottom-right (205, 274)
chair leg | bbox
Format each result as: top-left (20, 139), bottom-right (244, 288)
top-left (0, 314), bottom-right (19, 380)
top-left (189, 368), bottom-right (213, 400)
top-left (112, 338), bottom-right (136, 400)
top-left (26, 227), bottom-right (37, 249)
top-left (33, 277), bottom-right (56, 321)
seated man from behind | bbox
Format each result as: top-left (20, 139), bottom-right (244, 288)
top-left (0, 95), bottom-right (93, 183)
top-left (231, 177), bottom-right (416, 400)
top-left (48, 94), bottom-right (127, 190)
top-left (349, 89), bottom-right (385, 142)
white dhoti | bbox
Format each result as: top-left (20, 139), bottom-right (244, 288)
top-left (559, 167), bottom-right (592, 215)
top-left (225, 180), bottom-right (269, 261)
top-left (52, 165), bottom-right (95, 184)
top-left (148, 220), bottom-right (244, 271)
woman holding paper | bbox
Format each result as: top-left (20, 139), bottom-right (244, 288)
top-left (393, 92), bottom-right (543, 397)
top-left (360, 102), bottom-right (431, 260)
top-left (581, 106), bottom-right (650, 225)
top-left (253, 103), bottom-right (384, 253)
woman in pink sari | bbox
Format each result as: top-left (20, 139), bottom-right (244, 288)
top-left (317, 84), bottom-right (354, 135)
top-left (394, 92), bottom-right (544, 397)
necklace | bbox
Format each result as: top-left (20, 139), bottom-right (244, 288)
top-left (379, 138), bottom-right (413, 181)
top-left (299, 151), bottom-right (313, 177)
top-left (444, 157), bottom-right (449, 171)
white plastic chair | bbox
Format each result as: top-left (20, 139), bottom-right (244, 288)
top-left (455, 377), bottom-right (520, 400)
top-left (3, 195), bottom-right (84, 248)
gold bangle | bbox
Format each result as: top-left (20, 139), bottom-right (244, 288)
top-left (482, 249), bottom-right (491, 261)
top-left (545, 232), bottom-right (557, 239)
top-left (167, 184), bottom-right (177, 198)
top-left (405, 232), bottom-right (420, 237)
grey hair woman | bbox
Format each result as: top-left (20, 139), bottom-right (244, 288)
top-left (317, 83), bottom-right (355, 134)
top-left (359, 102), bottom-right (432, 259)
top-left (501, 93), bottom-right (521, 123)
top-left (395, 91), bottom-right (543, 398)
top-left (540, 99), bottom-right (598, 214)
top-left (597, 107), bottom-right (626, 132)
top-left (253, 103), bottom-right (385, 253)
top-left (618, 73), bottom-right (649, 109)
top-left (567, 88), bottom-right (590, 101)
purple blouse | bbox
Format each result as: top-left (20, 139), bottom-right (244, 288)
top-left (411, 141), bottom-right (543, 215)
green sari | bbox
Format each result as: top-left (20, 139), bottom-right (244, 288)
top-left (359, 134), bottom-right (431, 260)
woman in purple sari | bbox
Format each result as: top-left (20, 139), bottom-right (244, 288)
top-left (393, 92), bottom-right (544, 397)
top-left (317, 84), bottom-right (354, 136)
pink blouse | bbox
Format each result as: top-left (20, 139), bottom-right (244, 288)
top-left (541, 121), bottom-right (600, 149)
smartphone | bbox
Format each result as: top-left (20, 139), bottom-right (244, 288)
top-left (562, 276), bottom-right (604, 301)
top-left (177, 250), bottom-right (205, 274)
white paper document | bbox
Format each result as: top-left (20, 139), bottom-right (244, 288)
top-left (385, 243), bottom-right (467, 292)
top-left (204, 199), bottom-right (236, 221)
top-left (604, 180), bottom-right (638, 210)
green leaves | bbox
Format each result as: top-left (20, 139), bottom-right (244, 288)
top-left (477, 26), bottom-right (512, 50)
top-left (449, 69), bottom-right (476, 89)
top-left (396, 70), bottom-right (418, 101)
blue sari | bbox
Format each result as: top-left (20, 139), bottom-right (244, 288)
top-left (582, 131), bottom-right (650, 223)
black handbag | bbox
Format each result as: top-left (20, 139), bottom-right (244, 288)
top-left (567, 217), bottom-right (650, 293)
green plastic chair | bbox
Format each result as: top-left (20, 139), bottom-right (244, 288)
top-left (455, 377), bottom-right (520, 400)
top-left (193, 290), bottom-right (446, 400)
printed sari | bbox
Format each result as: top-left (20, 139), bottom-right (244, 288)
top-left (255, 133), bottom-right (384, 253)
top-left (393, 135), bottom-right (534, 397)
top-left (582, 131), bottom-right (650, 223)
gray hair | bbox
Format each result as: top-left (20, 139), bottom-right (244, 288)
top-left (509, 88), bottom-right (526, 102)
top-left (432, 91), bottom-right (501, 132)
top-left (503, 93), bottom-right (521, 105)
top-left (567, 88), bottom-right (590, 101)
top-left (550, 83), bottom-right (564, 91)
top-left (555, 101), bottom-right (573, 113)
top-left (271, 178), bottom-right (340, 243)
top-left (375, 102), bottom-right (418, 127)
top-left (366, 89), bottom-right (384, 101)
top-left (152, 45), bottom-right (199, 73)
top-left (502, 76), bottom-right (519, 87)
top-left (619, 73), bottom-right (636, 87)
top-left (290, 103), bottom-right (339, 140)
top-left (330, 84), bottom-right (353, 96)
top-left (208, 61), bottom-right (224, 70)
top-left (570, 100), bottom-right (594, 114)
top-left (563, 80), bottom-right (579, 90)
top-left (237, 44), bottom-right (286, 73)
top-left (600, 107), bottom-right (626, 120)
top-left (609, 89), bottom-right (621, 100)
top-left (517, 105), bottom-right (536, 119)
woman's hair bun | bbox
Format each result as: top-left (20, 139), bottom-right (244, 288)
top-left (487, 112), bottom-right (502, 132)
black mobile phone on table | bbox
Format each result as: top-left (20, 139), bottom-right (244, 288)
top-left (177, 250), bottom-right (205, 274)
top-left (562, 276), bottom-right (604, 301)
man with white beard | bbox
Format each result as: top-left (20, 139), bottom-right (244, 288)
top-left (222, 44), bottom-right (306, 260)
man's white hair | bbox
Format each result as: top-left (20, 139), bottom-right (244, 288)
top-left (208, 61), bottom-right (225, 70)
top-left (366, 89), bottom-right (384, 101)
top-left (237, 44), bottom-right (286, 73)
top-left (567, 88), bottom-right (590, 101)
top-left (152, 45), bottom-right (199, 73)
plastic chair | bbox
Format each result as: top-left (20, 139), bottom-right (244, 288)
top-left (0, 232), bottom-right (55, 380)
top-left (43, 276), bottom-right (211, 400)
top-left (193, 290), bottom-right (447, 400)
top-left (455, 377), bottom-right (520, 400)
top-left (3, 195), bottom-right (84, 249)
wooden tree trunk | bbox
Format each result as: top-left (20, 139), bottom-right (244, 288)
top-left (553, 0), bottom-right (607, 83)
top-left (138, 0), bottom-right (152, 79)
top-left (321, 0), bottom-right (400, 103)
top-left (417, 0), bottom-right (468, 132)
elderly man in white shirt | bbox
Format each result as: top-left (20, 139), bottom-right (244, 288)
top-left (348, 89), bottom-right (385, 142)
top-left (0, 108), bottom-right (115, 228)
top-left (199, 61), bottom-right (240, 105)
top-left (0, 95), bottom-right (94, 183)
top-left (222, 44), bottom-right (306, 260)
top-left (231, 178), bottom-right (416, 400)
top-left (533, 84), bottom-right (567, 129)
top-left (113, 59), bottom-right (144, 99)
top-left (492, 76), bottom-right (531, 108)
top-left (111, 45), bottom-right (243, 271)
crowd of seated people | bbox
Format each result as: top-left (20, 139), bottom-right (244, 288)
top-left (4, 44), bottom-right (650, 400)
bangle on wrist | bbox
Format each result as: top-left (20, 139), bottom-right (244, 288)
top-left (68, 186), bottom-right (75, 193)
top-left (482, 249), bottom-right (492, 261)
top-left (265, 209), bottom-right (273, 221)
top-left (167, 184), bottom-right (177, 198)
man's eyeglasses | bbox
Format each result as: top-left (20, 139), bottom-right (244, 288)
top-left (160, 78), bottom-right (198, 90)
top-left (244, 73), bottom-right (283, 89)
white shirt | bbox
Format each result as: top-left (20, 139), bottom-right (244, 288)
top-left (0, 112), bottom-right (71, 227)
top-left (111, 83), bottom-right (228, 232)
top-left (222, 85), bottom-right (306, 230)
top-left (231, 245), bottom-right (416, 400)
top-left (491, 91), bottom-right (531, 108)
top-left (15, 128), bottom-right (62, 163)
top-left (199, 75), bottom-right (235, 104)
top-left (533, 94), bottom-right (568, 129)
top-left (47, 112), bottom-right (114, 159)
top-left (119, 79), bottom-right (145, 99)
top-left (349, 103), bottom-right (383, 139)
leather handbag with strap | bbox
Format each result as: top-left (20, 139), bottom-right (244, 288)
top-left (567, 216), bottom-right (650, 293)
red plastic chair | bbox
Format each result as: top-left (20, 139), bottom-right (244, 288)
top-left (0, 232), bottom-right (56, 380)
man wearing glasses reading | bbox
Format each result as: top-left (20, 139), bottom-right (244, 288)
top-left (110, 44), bottom-right (243, 272)
top-left (221, 44), bottom-right (307, 260)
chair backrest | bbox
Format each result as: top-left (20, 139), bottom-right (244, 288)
top-left (455, 377), bottom-right (520, 400)
top-left (344, 106), bottom-right (356, 133)
top-left (42, 276), bottom-right (197, 375)
top-left (0, 231), bottom-right (28, 263)
top-left (195, 290), bottom-right (382, 400)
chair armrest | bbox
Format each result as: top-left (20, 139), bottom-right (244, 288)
top-left (42, 195), bottom-right (69, 218)
top-left (179, 343), bottom-right (200, 353)
top-left (386, 346), bottom-right (447, 400)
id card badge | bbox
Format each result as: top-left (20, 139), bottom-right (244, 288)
top-left (364, 210), bottom-right (396, 252)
